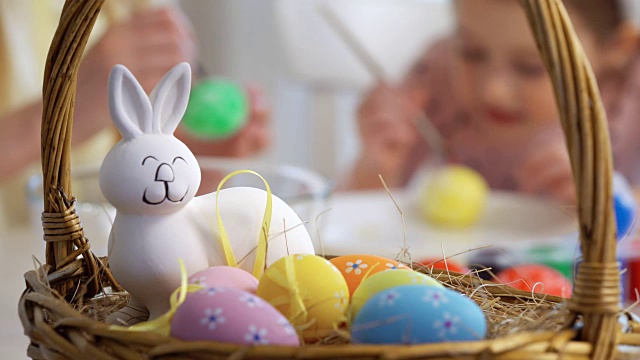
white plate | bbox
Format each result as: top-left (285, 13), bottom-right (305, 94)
top-left (319, 190), bottom-right (578, 261)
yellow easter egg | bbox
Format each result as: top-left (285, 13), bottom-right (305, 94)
top-left (329, 254), bottom-right (409, 297)
top-left (257, 254), bottom-right (349, 340)
top-left (420, 165), bottom-right (488, 228)
top-left (349, 269), bottom-right (443, 320)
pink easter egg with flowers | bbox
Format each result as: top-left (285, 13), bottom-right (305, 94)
top-left (171, 286), bottom-right (300, 346)
top-left (188, 266), bottom-right (258, 293)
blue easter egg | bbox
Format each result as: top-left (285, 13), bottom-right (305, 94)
top-left (613, 173), bottom-right (637, 240)
top-left (615, 195), bottom-right (635, 239)
top-left (351, 285), bottom-right (486, 344)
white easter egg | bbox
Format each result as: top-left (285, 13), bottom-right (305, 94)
top-left (188, 187), bottom-right (315, 272)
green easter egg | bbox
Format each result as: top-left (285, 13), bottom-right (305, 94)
top-left (181, 79), bottom-right (248, 139)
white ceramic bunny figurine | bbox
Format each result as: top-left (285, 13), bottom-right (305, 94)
top-left (101, 63), bottom-right (315, 323)
top-left (101, 63), bottom-right (210, 321)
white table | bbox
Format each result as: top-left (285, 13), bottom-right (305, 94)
top-left (320, 190), bottom-right (579, 262)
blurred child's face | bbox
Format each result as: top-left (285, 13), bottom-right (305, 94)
top-left (453, 0), bottom-right (600, 140)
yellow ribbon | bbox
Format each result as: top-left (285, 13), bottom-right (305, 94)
top-left (109, 259), bottom-right (203, 336)
top-left (361, 261), bottom-right (382, 282)
top-left (215, 170), bottom-right (273, 278)
top-left (265, 255), bottom-right (312, 333)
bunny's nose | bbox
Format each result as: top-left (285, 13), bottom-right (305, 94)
top-left (155, 163), bottom-right (175, 182)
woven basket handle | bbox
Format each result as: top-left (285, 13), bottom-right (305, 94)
top-left (41, 0), bottom-right (105, 295)
top-left (522, 0), bottom-right (619, 358)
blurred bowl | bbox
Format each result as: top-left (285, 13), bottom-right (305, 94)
top-left (27, 157), bottom-right (333, 257)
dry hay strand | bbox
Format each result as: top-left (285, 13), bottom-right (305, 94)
top-left (413, 263), bottom-right (571, 338)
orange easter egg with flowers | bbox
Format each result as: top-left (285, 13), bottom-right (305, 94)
top-left (329, 254), bottom-right (408, 296)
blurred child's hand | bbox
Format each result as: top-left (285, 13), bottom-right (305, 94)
top-left (601, 56), bottom-right (640, 185)
top-left (516, 139), bottom-right (576, 205)
top-left (178, 85), bottom-right (271, 158)
top-left (352, 82), bottom-right (423, 188)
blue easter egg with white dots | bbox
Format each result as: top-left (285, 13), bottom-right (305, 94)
top-left (351, 285), bottom-right (486, 344)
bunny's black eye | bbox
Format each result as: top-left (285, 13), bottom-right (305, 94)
top-left (142, 156), bottom-right (158, 165)
top-left (173, 156), bottom-right (187, 165)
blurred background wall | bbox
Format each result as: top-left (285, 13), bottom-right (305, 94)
top-left (180, 0), bottom-right (640, 179)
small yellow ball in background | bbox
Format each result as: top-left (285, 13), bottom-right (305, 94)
top-left (420, 165), bottom-right (489, 228)
top-left (257, 254), bottom-right (349, 341)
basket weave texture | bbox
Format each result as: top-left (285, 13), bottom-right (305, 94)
top-left (17, 0), bottom-right (640, 359)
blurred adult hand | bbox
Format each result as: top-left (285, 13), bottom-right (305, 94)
top-left (74, 6), bottom-right (197, 143)
top-left (178, 84), bottom-right (271, 158)
top-left (180, 85), bottom-right (272, 195)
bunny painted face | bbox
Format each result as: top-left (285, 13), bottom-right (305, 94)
top-left (100, 63), bottom-right (201, 215)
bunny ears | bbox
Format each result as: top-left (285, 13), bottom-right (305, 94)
top-left (108, 62), bottom-right (192, 140)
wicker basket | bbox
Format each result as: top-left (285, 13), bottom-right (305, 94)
top-left (18, 0), bottom-right (640, 358)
